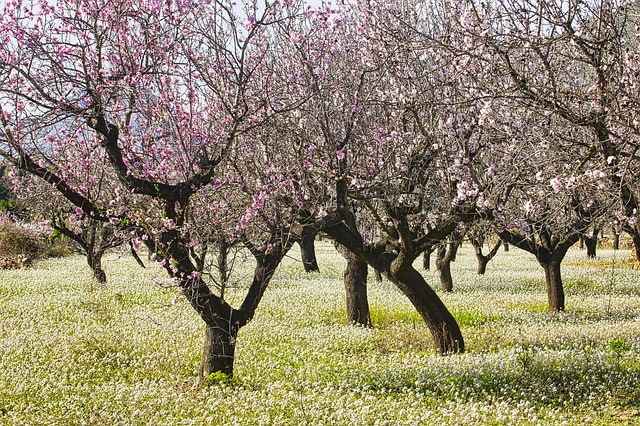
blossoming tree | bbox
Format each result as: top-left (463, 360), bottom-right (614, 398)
top-left (0, 0), bottom-right (310, 377)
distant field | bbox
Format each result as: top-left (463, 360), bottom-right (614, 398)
top-left (1, 242), bottom-right (639, 425)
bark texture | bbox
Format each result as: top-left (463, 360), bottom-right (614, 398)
top-left (336, 244), bottom-right (372, 327)
top-left (200, 325), bottom-right (237, 379)
top-left (471, 238), bottom-right (502, 275)
top-left (435, 234), bottom-right (462, 292)
top-left (299, 233), bottom-right (320, 273)
top-left (541, 260), bottom-right (565, 311)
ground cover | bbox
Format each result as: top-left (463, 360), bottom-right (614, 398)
top-left (0, 242), bottom-right (639, 425)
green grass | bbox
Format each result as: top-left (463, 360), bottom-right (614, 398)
top-left (0, 244), bottom-right (639, 425)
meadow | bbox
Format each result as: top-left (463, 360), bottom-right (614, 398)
top-left (0, 241), bottom-right (639, 425)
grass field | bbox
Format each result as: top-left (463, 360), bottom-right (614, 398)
top-left (1, 242), bottom-right (639, 425)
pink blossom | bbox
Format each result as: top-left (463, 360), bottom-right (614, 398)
top-left (550, 178), bottom-right (563, 193)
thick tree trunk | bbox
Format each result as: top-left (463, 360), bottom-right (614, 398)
top-left (344, 252), bottom-right (372, 327)
top-left (324, 220), bottom-right (464, 355)
top-left (540, 259), bottom-right (565, 312)
top-left (299, 233), bottom-right (320, 273)
top-left (87, 250), bottom-right (106, 284)
top-left (389, 260), bottom-right (464, 354)
top-left (199, 325), bottom-right (237, 379)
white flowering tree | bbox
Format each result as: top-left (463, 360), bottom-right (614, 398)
top-left (446, 0), bottom-right (640, 264)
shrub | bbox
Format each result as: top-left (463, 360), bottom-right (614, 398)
top-left (0, 213), bottom-right (50, 268)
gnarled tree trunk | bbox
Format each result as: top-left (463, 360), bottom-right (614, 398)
top-left (323, 217), bottom-right (465, 355)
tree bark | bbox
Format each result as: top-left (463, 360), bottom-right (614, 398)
top-left (87, 250), bottom-right (107, 284)
top-left (323, 219), bottom-right (465, 355)
top-left (435, 235), bottom-right (461, 292)
top-left (613, 226), bottom-right (620, 250)
top-left (584, 235), bottom-right (597, 258)
top-left (389, 258), bottom-right (464, 354)
top-left (540, 259), bottom-right (565, 311)
top-left (436, 245), bottom-right (454, 292)
top-left (299, 233), bottom-right (320, 273)
top-left (631, 230), bottom-right (640, 263)
top-left (199, 324), bottom-right (237, 379)
top-left (336, 244), bottom-right (372, 327)
top-left (343, 251), bottom-right (372, 327)
top-left (471, 238), bottom-right (501, 275)
top-left (422, 248), bottom-right (432, 270)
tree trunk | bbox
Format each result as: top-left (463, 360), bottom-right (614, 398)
top-left (540, 259), bottom-right (565, 311)
top-left (631, 230), bottom-right (640, 263)
top-left (502, 240), bottom-right (509, 252)
top-left (584, 235), bottom-right (597, 258)
top-left (344, 252), bottom-right (372, 327)
top-left (477, 256), bottom-right (489, 275)
top-left (613, 226), bottom-right (620, 250)
top-left (335, 244), bottom-right (372, 327)
top-left (471, 238), bottom-right (501, 275)
top-left (373, 267), bottom-right (382, 283)
top-left (389, 260), bottom-right (464, 354)
top-left (436, 245), bottom-right (453, 292)
top-left (422, 248), bottom-right (432, 271)
top-left (87, 250), bottom-right (107, 284)
top-left (324, 220), bottom-right (464, 355)
top-left (435, 234), bottom-right (462, 293)
top-left (499, 229), bottom-right (575, 313)
top-left (199, 325), bottom-right (237, 379)
top-left (299, 233), bottom-right (320, 273)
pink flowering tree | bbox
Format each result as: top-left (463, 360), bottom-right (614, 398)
top-left (0, 0), bottom-right (310, 378)
top-left (267, 1), bottom-right (511, 354)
